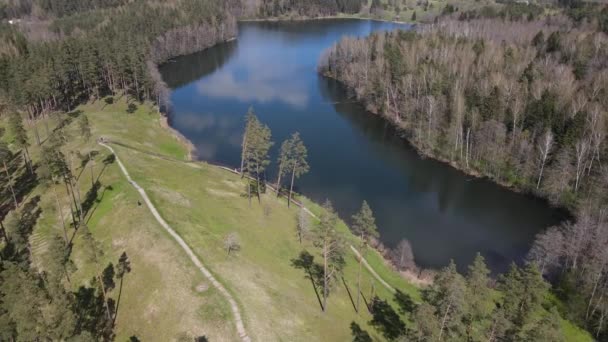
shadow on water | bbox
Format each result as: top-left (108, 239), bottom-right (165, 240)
top-left (316, 75), bottom-right (567, 273)
top-left (159, 40), bottom-right (238, 89)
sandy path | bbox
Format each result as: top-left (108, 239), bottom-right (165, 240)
top-left (99, 142), bottom-right (250, 342)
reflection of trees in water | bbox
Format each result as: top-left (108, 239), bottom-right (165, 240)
top-left (317, 75), bottom-right (468, 211)
top-left (159, 40), bottom-right (237, 89)
top-left (316, 75), bottom-right (565, 270)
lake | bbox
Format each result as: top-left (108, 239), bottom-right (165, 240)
top-left (159, 19), bottom-right (564, 273)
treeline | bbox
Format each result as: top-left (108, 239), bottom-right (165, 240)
top-left (320, 17), bottom-right (607, 207)
top-left (0, 0), bottom-right (235, 123)
top-left (320, 16), bottom-right (608, 338)
top-left (256, 0), bottom-right (365, 18)
top-left (390, 257), bottom-right (563, 341)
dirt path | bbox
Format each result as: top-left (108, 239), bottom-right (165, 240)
top-left (106, 140), bottom-right (399, 294)
top-left (99, 142), bottom-right (251, 342)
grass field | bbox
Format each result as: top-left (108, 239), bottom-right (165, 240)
top-left (1, 96), bottom-right (592, 341)
top-left (0, 97), bottom-right (420, 341)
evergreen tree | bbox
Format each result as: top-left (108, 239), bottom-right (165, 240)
top-left (498, 263), bottom-right (548, 336)
top-left (313, 200), bottom-right (345, 312)
top-left (241, 110), bottom-right (273, 204)
top-left (464, 253), bottom-right (494, 340)
top-left (351, 200), bottom-right (379, 313)
top-left (0, 141), bottom-right (18, 209)
top-left (276, 132), bottom-right (309, 207)
top-left (411, 302), bottom-right (440, 341)
top-left (426, 260), bottom-right (467, 340)
top-left (8, 112), bottom-right (31, 173)
top-left (114, 251), bottom-right (131, 326)
top-left (80, 224), bottom-right (114, 324)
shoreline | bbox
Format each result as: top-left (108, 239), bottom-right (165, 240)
top-left (238, 15), bottom-right (412, 26)
top-left (320, 71), bottom-right (572, 215)
top-left (154, 18), bottom-right (560, 285)
top-left (157, 104), bottom-right (434, 286)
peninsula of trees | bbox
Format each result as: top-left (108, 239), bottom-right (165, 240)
top-left (319, 7), bottom-right (608, 338)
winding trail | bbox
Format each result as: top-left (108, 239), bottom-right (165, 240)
top-left (98, 142), bottom-right (251, 342)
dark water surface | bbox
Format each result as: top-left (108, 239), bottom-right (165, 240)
top-left (159, 19), bottom-right (563, 273)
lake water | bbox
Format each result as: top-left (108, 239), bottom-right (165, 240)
top-left (159, 19), bottom-right (564, 273)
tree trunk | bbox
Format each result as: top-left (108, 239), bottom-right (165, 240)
top-left (288, 165), bottom-right (296, 208)
top-left (112, 276), bottom-right (125, 327)
top-left (4, 161), bottom-right (18, 210)
top-left (64, 180), bottom-right (77, 227)
top-left (23, 148), bottom-right (33, 174)
top-left (247, 179), bottom-right (251, 208)
top-left (89, 151), bottom-right (95, 187)
top-left (276, 163), bottom-right (283, 198)
top-left (323, 241), bottom-right (328, 313)
top-left (0, 220), bottom-right (9, 243)
top-left (438, 302), bottom-right (452, 340)
top-left (465, 128), bottom-right (471, 169)
top-left (96, 272), bottom-right (113, 322)
top-left (356, 244), bottom-right (363, 313)
top-left (53, 185), bottom-right (68, 243)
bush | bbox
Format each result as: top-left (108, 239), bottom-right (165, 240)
top-left (127, 103), bottom-right (137, 114)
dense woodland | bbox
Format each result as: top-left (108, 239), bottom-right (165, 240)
top-left (320, 9), bottom-right (608, 339)
top-left (255, 0), bottom-right (365, 17)
top-left (0, 0), bottom-right (236, 121)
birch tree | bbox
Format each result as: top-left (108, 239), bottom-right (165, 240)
top-left (537, 129), bottom-right (553, 189)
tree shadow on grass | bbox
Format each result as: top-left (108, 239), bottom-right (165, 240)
top-left (85, 185), bottom-right (112, 225)
top-left (95, 154), bottom-right (116, 184)
top-left (394, 289), bottom-right (417, 315)
top-left (369, 296), bottom-right (407, 340)
top-left (82, 181), bottom-right (102, 217)
top-left (73, 279), bottom-right (115, 340)
top-left (350, 322), bottom-right (372, 342)
top-left (77, 150), bottom-right (100, 181)
top-left (341, 276), bottom-right (357, 312)
top-left (291, 250), bottom-right (325, 312)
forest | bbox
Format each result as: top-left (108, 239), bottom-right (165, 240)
top-left (320, 9), bottom-right (608, 339)
top-left (255, 0), bottom-right (366, 17)
top-left (0, 0), bottom-right (236, 122)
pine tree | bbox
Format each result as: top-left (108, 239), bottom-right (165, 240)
top-left (313, 200), bottom-right (345, 312)
top-left (276, 136), bottom-right (293, 196)
top-left (411, 302), bottom-right (440, 341)
top-left (351, 200), bottom-right (379, 313)
top-left (78, 114), bottom-right (95, 186)
top-left (426, 260), bottom-right (467, 340)
top-left (276, 132), bottom-right (309, 207)
top-left (464, 253), bottom-right (494, 340)
top-left (0, 141), bottom-right (18, 209)
top-left (8, 112), bottom-right (32, 173)
top-left (113, 252), bottom-right (131, 327)
top-left (241, 110), bottom-right (273, 204)
top-left (80, 224), bottom-right (114, 323)
top-left (498, 263), bottom-right (548, 336)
